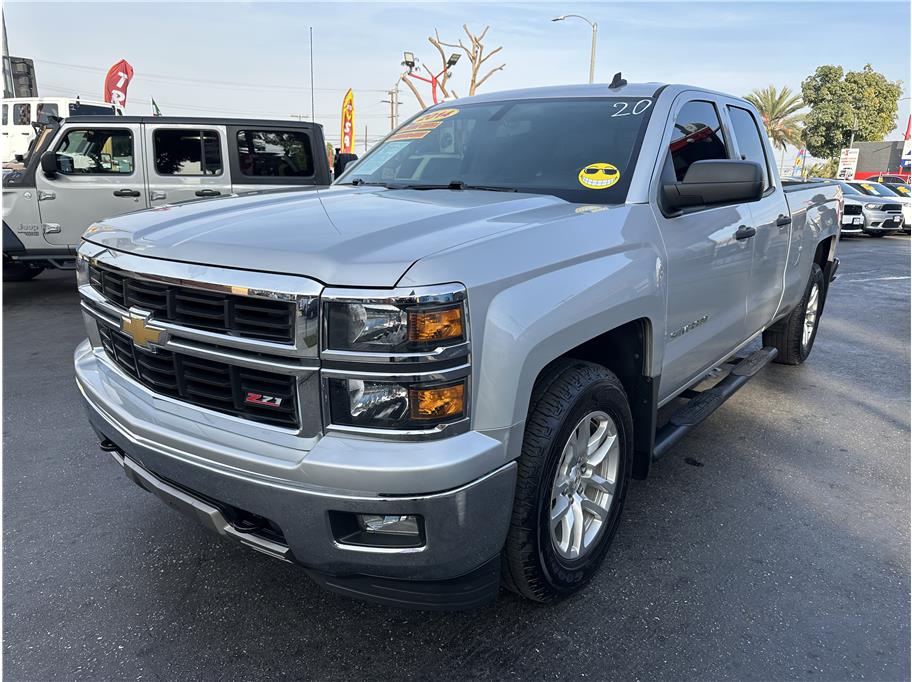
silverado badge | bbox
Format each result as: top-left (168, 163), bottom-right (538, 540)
top-left (121, 311), bottom-right (169, 350)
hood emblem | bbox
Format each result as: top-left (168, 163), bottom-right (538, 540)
top-left (121, 311), bottom-right (169, 350)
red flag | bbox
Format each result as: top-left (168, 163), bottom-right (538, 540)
top-left (103, 59), bottom-right (134, 108)
top-left (904, 115), bottom-right (911, 141)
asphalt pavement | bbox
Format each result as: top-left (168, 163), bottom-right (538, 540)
top-left (3, 236), bottom-right (910, 681)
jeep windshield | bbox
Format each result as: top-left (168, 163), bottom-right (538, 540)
top-left (336, 97), bottom-right (656, 204)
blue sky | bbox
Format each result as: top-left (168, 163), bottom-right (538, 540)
top-left (6, 0), bottom-right (910, 153)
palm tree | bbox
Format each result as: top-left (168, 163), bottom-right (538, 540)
top-left (744, 85), bottom-right (805, 172)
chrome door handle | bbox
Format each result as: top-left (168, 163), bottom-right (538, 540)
top-left (37, 190), bottom-right (56, 201)
top-left (150, 191), bottom-right (167, 201)
top-left (42, 223), bottom-right (61, 235)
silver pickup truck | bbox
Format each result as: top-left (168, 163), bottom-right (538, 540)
top-left (74, 81), bottom-right (841, 609)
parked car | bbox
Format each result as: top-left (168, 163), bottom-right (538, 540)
top-left (3, 116), bottom-right (334, 280)
top-left (877, 182), bottom-right (912, 233)
top-left (847, 181), bottom-right (909, 235)
top-left (2, 96), bottom-right (122, 164)
top-left (823, 181), bottom-right (903, 237)
top-left (74, 82), bottom-right (841, 609)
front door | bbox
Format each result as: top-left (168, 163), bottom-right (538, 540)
top-left (144, 124), bottom-right (231, 206)
top-left (36, 124), bottom-right (146, 246)
top-left (725, 104), bottom-right (792, 333)
top-left (654, 98), bottom-right (754, 403)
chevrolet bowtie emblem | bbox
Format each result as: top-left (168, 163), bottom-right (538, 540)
top-left (121, 311), bottom-right (169, 350)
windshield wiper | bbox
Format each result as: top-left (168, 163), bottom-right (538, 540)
top-left (392, 180), bottom-right (518, 192)
top-left (341, 178), bottom-right (390, 187)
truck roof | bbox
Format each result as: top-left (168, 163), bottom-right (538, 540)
top-left (53, 115), bottom-right (324, 129)
top-left (459, 82), bottom-right (752, 107)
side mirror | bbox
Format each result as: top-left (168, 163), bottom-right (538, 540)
top-left (40, 150), bottom-right (58, 177)
top-left (662, 159), bottom-right (764, 212)
top-left (334, 153), bottom-right (358, 176)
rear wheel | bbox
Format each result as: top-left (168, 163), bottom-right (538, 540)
top-left (502, 359), bottom-right (633, 602)
top-left (763, 262), bottom-right (824, 365)
top-left (3, 261), bottom-right (45, 282)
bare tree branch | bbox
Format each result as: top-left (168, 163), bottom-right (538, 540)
top-left (474, 64), bottom-right (505, 92)
top-left (399, 74), bottom-right (427, 110)
top-left (479, 45), bottom-right (502, 65)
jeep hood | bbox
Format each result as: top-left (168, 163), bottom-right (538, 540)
top-left (83, 186), bottom-right (573, 286)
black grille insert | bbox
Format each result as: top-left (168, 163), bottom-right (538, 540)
top-left (98, 325), bottom-right (299, 428)
top-left (89, 263), bottom-right (296, 343)
top-left (843, 204), bottom-right (862, 215)
top-left (881, 204), bottom-right (902, 213)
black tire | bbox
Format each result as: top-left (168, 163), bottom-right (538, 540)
top-left (763, 262), bottom-right (825, 365)
top-left (3, 262), bottom-right (44, 282)
top-left (502, 359), bottom-right (633, 602)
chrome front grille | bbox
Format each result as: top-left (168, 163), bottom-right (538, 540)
top-left (79, 246), bottom-right (321, 435)
top-left (89, 262), bottom-right (296, 343)
top-left (98, 324), bottom-right (299, 427)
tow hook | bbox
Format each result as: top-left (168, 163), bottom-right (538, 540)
top-left (98, 438), bottom-right (120, 453)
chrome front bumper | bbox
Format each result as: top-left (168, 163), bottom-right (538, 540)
top-left (76, 340), bottom-right (515, 603)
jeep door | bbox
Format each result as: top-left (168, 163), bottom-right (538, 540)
top-left (144, 124), bottom-right (231, 206)
top-left (36, 123), bottom-right (147, 246)
top-left (653, 97), bottom-right (754, 402)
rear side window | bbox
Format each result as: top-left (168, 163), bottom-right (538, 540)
top-left (55, 128), bottom-right (134, 174)
top-left (153, 129), bottom-right (222, 176)
top-left (728, 106), bottom-right (770, 191)
top-left (668, 100), bottom-right (728, 181)
top-left (13, 103), bottom-right (30, 126)
top-left (36, 103), bottom-right (58, 124)
top-left (2, 104), bottom-right (7, 125)
top-left (236, 130), bottom-right (313, 177)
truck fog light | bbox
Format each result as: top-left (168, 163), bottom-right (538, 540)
top-left (358, 514), bottom-right (420, 536)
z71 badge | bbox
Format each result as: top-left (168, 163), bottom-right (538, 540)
top-left (245, 393), bottom-right (284, 408)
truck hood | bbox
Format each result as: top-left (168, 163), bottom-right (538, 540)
top-left (83, 186), bottom-right (569, 286)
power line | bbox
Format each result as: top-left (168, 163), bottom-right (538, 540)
top-left (35, 58), bottom-right (387, 93)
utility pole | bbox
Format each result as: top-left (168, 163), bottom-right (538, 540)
top-left (849, 110), bottom-right (858, 149)
top-left (364, 125), bottom-right (368, 152)
top-left (381, 83), bottom-right (402, 130)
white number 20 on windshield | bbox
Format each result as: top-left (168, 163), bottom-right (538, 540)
top-left (611, 99), bottom-right (653, 117)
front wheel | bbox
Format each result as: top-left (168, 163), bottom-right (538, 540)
top-left (502, 359), bottom-right (633, 602)
top-left (763, 262), bottom-right (825, 365)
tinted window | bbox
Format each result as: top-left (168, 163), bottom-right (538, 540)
top-left (69, 103), bottom-right (117, 117)
top-left (55, 129), bottom-right (133, 174)
top-left (36, 103), bottom-right (58, 124)
top-left (154, 129), bottom-right (222, 176)
top-left (13, 103), bottom-right (30, 125)
top-left (850, 181), bottom-right (899, 198)
top-left (2, 104), bottom-right (7, 125)
top-left (236, 130), bottom-right (313, 177)
top-left (668, 100), bottom-right (728, 181)
top-left (728, 106), bottom-right (770, 190)
top-left (339, 97), bottom-right (657, 204)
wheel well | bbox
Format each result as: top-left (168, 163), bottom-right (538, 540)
top-left (814, 236), bottom-right (834, 270)
top-left (542, 319), bottom-right (657, 480)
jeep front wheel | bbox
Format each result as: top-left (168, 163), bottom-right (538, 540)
top-left (502, 359), bottom-right (633, 602)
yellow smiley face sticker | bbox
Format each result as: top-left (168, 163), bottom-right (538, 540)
top-left (578, 162), bottom-right (620, 189)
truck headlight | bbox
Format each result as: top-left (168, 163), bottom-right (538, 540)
top-left (865, 203), bottom-right (879, 210)
top-left (323, 286), bottom-right (466, 353)
top-left (327, 377), bottom-right (466, 429)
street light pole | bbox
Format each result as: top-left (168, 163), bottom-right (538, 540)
top-left (552, 14), bottom-right (598, 84)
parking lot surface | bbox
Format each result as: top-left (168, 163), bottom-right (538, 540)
top-left (3, 236), bottom-right (910, 681)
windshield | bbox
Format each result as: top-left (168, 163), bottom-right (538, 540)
top-left (883, 183), bottom-right (911, 197)
top-left (850, 181), bottom-right (897, 198)
top-left (337, 96), bottom-right (656, 203)
top-left (836, 181), bottom-right (862, 196)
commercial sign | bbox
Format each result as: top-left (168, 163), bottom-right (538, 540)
top-left (104, 59), bottom-right (134, 107)
top-left (790, 148), bottom-right (807, 178)
top-left (836, 147), bottom-right (860, 180)
top-left (340, 89), bottom-right (355, 154)
top-left (901, 116), bottom-right (911, 170)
